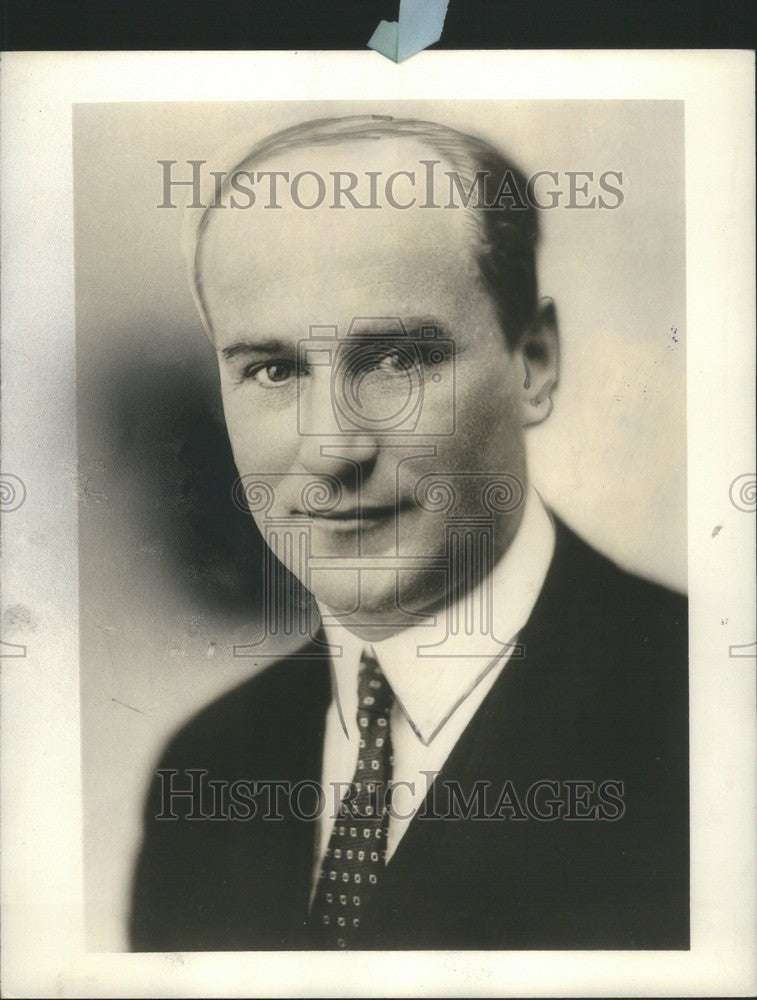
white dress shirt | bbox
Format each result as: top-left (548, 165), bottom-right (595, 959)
top-left (313, 487), bottom-right (555, 889)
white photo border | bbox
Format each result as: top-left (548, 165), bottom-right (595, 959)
top-left (1, 49), bottom-right (755, 998)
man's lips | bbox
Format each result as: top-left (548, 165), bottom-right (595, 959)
top-left (292, 501), bottom-right (411, 529)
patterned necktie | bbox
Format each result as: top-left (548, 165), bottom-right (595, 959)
top-left (309, 647), bottom-right (395, 949)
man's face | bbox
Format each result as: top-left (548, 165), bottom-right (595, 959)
top-left (198, 140), bottom-right (533, 628)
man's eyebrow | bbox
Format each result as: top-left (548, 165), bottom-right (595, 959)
top-left (220, 320), bottom-right (452, 359)
top-left (344, 318), bottom-right (453, 339)
top-left (220, 339), bottom-right (292, 360)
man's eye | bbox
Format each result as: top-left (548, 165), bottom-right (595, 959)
top-left (243, 361), bottom-right (297, 386)
top-left (373, 348), bottom-right (417, 375)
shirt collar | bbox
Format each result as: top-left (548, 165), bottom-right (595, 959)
top-left (319, 486), bottom-right (555, 746)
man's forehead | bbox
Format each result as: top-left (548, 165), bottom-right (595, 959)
top-left (196, 137), bottom-right (480, 302)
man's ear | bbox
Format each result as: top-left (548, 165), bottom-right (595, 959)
top-left (516, 297), bottom-right (559, 426)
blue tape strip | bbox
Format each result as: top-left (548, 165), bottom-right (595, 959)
top-left (368, 0), bottom-right (450, 63)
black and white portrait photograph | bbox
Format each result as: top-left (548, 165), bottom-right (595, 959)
top-left (76, 98), bottom-right (691, 953)
top-left (1, 47), bottom-right (754, 999)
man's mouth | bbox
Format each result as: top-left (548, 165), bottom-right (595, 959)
top-left (295, 501), bottom-right (410, 532)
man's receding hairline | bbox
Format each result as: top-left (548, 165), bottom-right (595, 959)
top-left (222, 114), bottom-right (511, 177)
top-left (191, 115), bottom-right (538, 348)
top-left (193, 113), bottom-right (525, 252)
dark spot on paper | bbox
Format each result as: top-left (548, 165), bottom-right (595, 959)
top-left (1, 604), bottom-right (38, 634)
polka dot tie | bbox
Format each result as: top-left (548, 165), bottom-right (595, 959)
top-left (309, 647), bottom-right (395, 949)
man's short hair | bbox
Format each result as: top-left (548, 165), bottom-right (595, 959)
top-left (189, 115), bottom-right (540, 349)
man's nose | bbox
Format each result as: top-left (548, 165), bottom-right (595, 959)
top-left (296, 369), bottom-right (380, 482)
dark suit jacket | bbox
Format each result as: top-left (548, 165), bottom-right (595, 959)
top-left (129, 518), bottom-right (689, 951)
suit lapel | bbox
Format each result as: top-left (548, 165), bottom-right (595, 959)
top-left (243, 642), bottom-right (332, 942)
top-left (354, 520), bottom-right (608, 945)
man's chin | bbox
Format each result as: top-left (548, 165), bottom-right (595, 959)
top-left (310, 569), bottom-right (445, 638)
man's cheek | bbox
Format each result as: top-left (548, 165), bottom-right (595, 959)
top-left (447, 389), bottom-right (503, 463)
top-left (460, 373), bottom-right (520, 444)
top-left (223, 398), bottom-right (297, 473)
